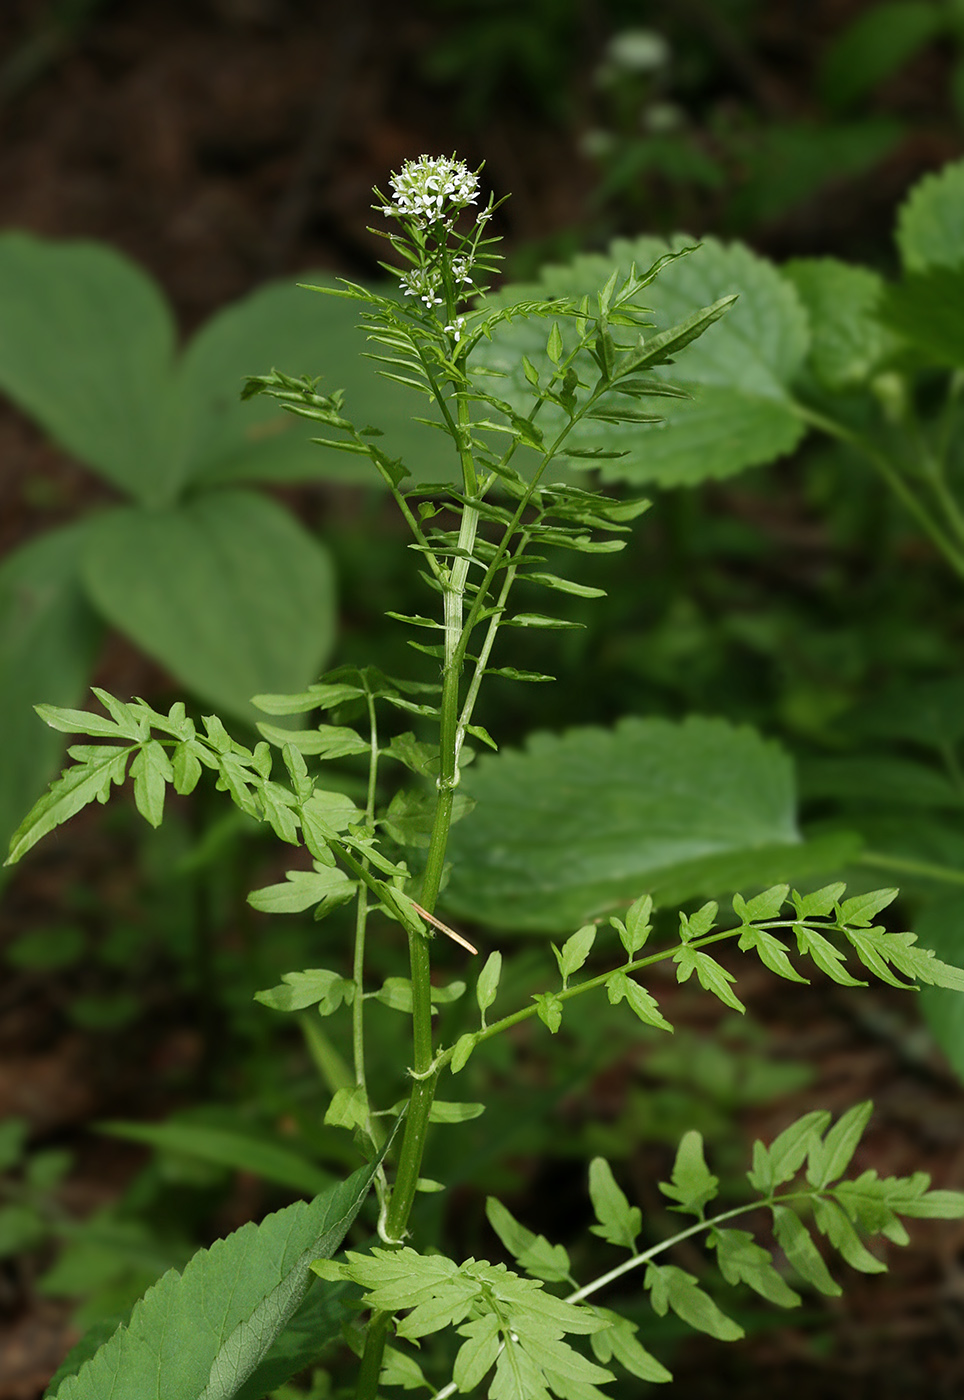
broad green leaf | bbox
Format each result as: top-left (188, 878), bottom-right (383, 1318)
top-left (877, 267), bottom-right (964, 368)
top-left (896, 158), bottom-right (964, 272)
top-left (588, 1158), bottom-right (641, 1250)
top-left (0, 524), bottom-right (101, 854)
top-left (49, 1157), bottom-right (382, 1400)
top-left (81, 490), bottom-right (335, 722)
top-left (0, 234), bottom-right (177, 505)
top-left (818, 2), bottom-right (943, 110)
top-left (783, 258), bottom-right (895, 388)
top-left (444, 716), bottom-right (802, 932)
top-left (99, 1121), bottom-right (333, 1197)
top-left (479, 237), bottom-right (808, 487)
top-left (644, 1263), bottom-right (743, 1340)
top-left (771, 1205), bottom-right (841, 1296)
top-left (180, 277), bottom-right (456, 489)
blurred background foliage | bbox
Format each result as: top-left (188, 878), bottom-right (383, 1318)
top-left (2, 2), bottom-right (964, 1396)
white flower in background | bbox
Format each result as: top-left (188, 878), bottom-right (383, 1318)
top-left (386, 154), bottom-right (480, 228)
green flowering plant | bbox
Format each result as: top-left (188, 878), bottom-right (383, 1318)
top-left (8, 155), bottom-right (964, 1400)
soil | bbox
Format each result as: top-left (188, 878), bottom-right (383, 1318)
top-left (1, 2), bottom-right (964, 1397)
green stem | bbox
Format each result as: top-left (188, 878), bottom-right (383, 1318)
top-left (356, 409), bottom-right (478, 1394)
top-left (564, 1188), bottom-right (819, 1304)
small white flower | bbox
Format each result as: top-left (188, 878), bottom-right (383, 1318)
top-left (388, 155), bottom-right (480, 228)
top-left (443, 316), bottom-right (466, 342)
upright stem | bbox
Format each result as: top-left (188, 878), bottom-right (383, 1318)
top-left (356, 399), bottom-right (477, 1399)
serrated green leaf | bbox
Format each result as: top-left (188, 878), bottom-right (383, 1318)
top-left (784, 258), bottom-right (895, 388)
top-left (588, 1158), bottom-right (641, 1250)
top-left (589, 1306), bottom-right (672, 1383)
top-left (258, 723), bottom-right (368, 759)
top-left (444, 716), bottom-right (801, 932)
top-left (546, 322), bottom-right (564, 365)
top-left (49, 1157), bottom-right (383, 1400)
top-left (478, 237), bottom-right (808, 488)
top-left (895, 157), bottom-right (964, 272)
top-left (323, 1085), bottom-right (369, 1132)
top-left (877, 267), bottom-right (964, 368)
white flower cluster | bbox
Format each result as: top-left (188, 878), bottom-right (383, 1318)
top-left (385, 155), bottom-right (479, 228)
top-left (398, 254), bottom-right (475, 308)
